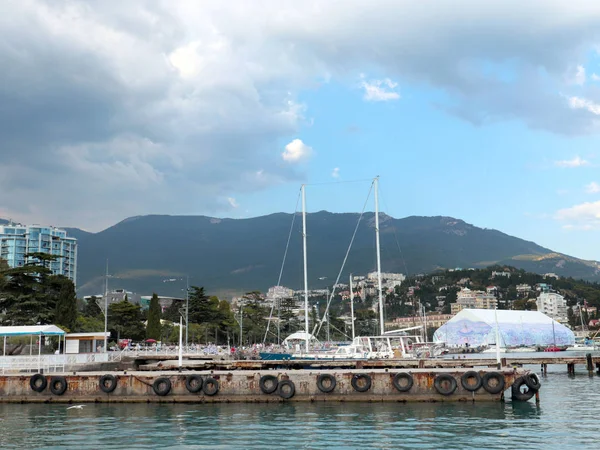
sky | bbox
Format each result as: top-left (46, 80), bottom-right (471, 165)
top-left (1, 1), bottom-right (600, 260)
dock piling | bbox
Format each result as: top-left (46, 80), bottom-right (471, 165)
top-left (586, 353), bottom-right (593, 376)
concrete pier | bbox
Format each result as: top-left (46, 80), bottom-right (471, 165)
top-left (0, 367), bottom-right (531, 403)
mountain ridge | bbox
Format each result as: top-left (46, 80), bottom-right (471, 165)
top-left (2, 213), bottom-right (599, 296)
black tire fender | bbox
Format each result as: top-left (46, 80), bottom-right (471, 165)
top-left (482, 372), bottom-right (505, 394)
top-left (152, 377), bottom-right (172, 396)
top-left (259, 375), bottom-right (279, 394)
top-left (511, 377), bottom-right (535, 401)
top-left (185, 375), bottom-right (203, 393)
top-left (278, 379), bottom-right (296, 399)
top-left (392, 372), bottom-right (414, 392)
top-left (49, 376), bottom-right (68, 396)
top-left (203, 377), bottom-right (219, 396)
top-left (434, 374), bottom-right (457, 396)
top-left (99, 374), bottom-right (118, 394)
top-left (316, 374), bottom-right (336, 393)
top-left (30, 374), bottom-right (47, 393)
top-left (460, 371), bottom-right (482, 392)
top-left (524, 373), bottom-right (541, 391)
top-left (351, 374), bottom-right (372, 392)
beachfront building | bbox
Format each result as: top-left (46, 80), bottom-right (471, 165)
top-left (451, 288), bottom-right (498, 314)
top-left (388, 314), bottom-right (453, 331)
top-left (536, 292), bottom-right (567, 322)
top-left (0, 223), bottom-right (78, 284)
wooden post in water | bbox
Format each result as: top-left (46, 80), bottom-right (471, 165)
top-left (586, 353), bottom-right (593, 376)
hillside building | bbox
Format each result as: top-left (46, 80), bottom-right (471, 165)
top-left (491, 271), bottom-right (511, 278)
top-left (389, 314), bottom-right (453, 330)
top-left (0, 223), bottom-right (77, 284)
top-left (451, 288), bottom-right (497, 315)
top-left (536, 292), bottom-right (567, 322)
top-left (516, 284), bottom-right (532, 297)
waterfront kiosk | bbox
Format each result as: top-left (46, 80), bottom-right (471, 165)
top-left (65, 332), bottom-right (111, 354)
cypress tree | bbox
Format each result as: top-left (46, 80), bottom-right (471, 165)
top-left (146, 293), bottom-right (162, 340)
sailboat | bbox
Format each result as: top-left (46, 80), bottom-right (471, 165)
top-left (260, 177), bottom-right (421, 361)
top-left (544, 319), bottom-right (564, 352)
top-left (566, 303), bottom-right (597, 351)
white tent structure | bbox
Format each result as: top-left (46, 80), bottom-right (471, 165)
top-left (433, 309), bottom-right (575, 347)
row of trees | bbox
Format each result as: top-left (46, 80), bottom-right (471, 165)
top-left (0, 255), bottom-right (241, 345)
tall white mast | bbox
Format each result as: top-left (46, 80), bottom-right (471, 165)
top-left (349, 274), bottom-right (355, 340)
top-left (374, 176), bottom-right (385, 335)
top-left (301, 184), bottom-right (310, 352)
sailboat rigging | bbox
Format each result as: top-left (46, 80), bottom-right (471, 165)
top-left (260, 177), bottom-right (425, 361)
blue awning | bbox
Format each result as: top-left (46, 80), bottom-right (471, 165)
top-left (0, 325), bottom-right (66, 336)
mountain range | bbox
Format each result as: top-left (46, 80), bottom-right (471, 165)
top-left (5, 212), bottom-right (597, 298)
top-left (3, 214), bottom-right (600, 297)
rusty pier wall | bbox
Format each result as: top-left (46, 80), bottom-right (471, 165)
top-left (0, 367), bottom-right (528, 403)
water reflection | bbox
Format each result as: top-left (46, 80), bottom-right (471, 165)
top-left (0, 371), bottom-right (598, 449)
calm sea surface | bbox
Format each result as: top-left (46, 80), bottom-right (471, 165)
top-left (0, 364), bottom-right (598, 449)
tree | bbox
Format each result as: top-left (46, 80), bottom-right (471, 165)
top-left (51, 275), bottom-right (78, 331)
top-left (0, 262), bottom-right (55, 325)
top-left (82, 296), bottom-right (103, 319)
top-left (146, 293), bottom-right (162, 340)
top-left (108, 300), bottom-right (145, 341)
top-left (188, 286), bottom-right (219, 324)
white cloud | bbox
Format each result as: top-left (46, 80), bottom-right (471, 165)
top-left (567, 96), bottom-right (600, 115)
top-left (227, 197), bottom-right (239, 208)
top-left (361, 78), bottom-right (400, 101)
top-left (592, 73), bottom-right (600, 82)
top-left (4, 1), bottom-right (600, 228)
top-left (282, 139), bottom-right (313, 163)
top-left (331, 167), bottom-right (340, 178)
top-left (555, 200), bottom-right (600, 229)
top-left (585, 182), bottom-right (600, 193)
top-left (570, 65), bottom-right (586, 85)
top-left (554, 156), bottom-right (590, 168)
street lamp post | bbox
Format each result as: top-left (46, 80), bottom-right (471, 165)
top-left (185, 275), bottom-right (189, 348)
top-left (104, 259), bottom-right (109, 353)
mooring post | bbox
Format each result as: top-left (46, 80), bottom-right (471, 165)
top-left (542, 363), bottom-right (548, 375)
top-left (535, 390), bottom-right (540, 404)
top-left (586, 353), bottom-right (593, 376)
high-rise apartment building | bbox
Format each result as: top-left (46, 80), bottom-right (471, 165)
top-left (0, 224), bottom-right (78, 284)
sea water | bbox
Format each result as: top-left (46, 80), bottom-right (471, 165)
top-left (0, 365), bottom-right (597, 449)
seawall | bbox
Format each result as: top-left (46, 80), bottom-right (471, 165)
top-left (0, 367), bottom-right (531, 403)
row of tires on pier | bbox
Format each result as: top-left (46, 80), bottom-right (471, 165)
top-left (27, 371), bottom-right (541, 401)
top-left (259, 371), bottom-right (541, 400)
top-left (28, 373), bottom-right (219, 397)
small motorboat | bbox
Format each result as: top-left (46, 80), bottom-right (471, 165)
top-left (544, 345), bottom-right (563, 352)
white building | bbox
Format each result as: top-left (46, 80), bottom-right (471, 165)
top-left (451, 288), bottom-right (498, 314)
top-left (516, 284), bottom-right (532, 297)
top-left (491, 271), bottom-right (511, 278)
top-left (267, 285), bottom-right (294, 299)
top-left (536, 292), bottom-right (567, 322)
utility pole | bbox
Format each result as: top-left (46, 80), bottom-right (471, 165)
top-left (238, 306), bottom-right (243, 347)
top-left (104, 259), bottom-right (109, 353)
top-left (185, 275), bottom-right (189, 348)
